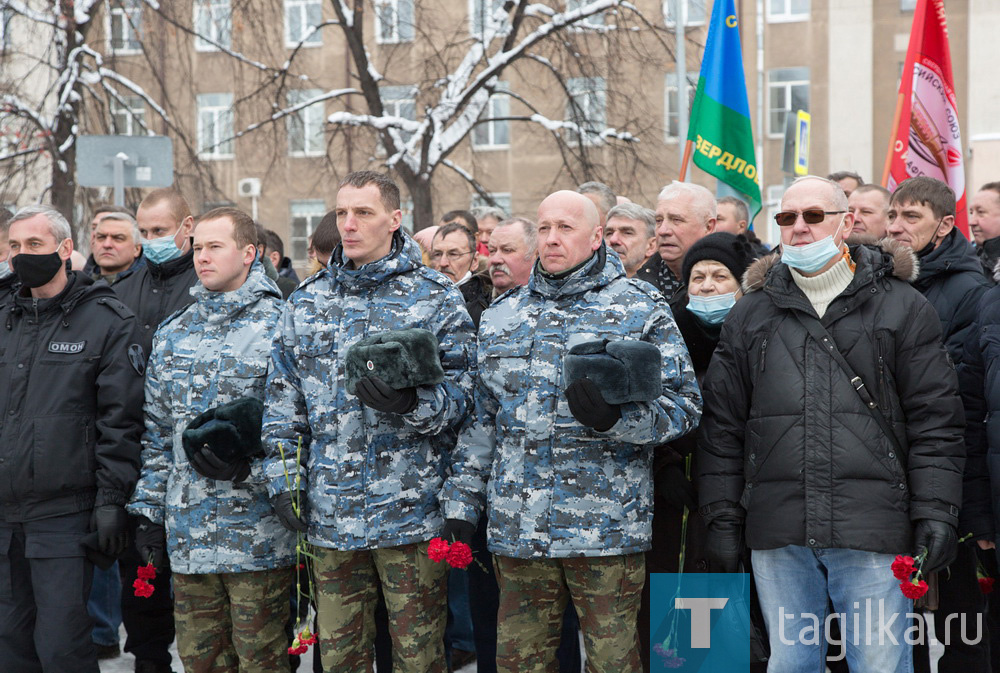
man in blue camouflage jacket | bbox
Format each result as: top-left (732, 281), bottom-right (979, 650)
top-left (456, 190), bottom-right (702, 673)
top-left (129, 208), bottom-right (296, 672)
top-left (262, 171), bottom-right (477, 673)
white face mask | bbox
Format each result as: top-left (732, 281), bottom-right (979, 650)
top-left (782, 215), bottom-right (846, 273)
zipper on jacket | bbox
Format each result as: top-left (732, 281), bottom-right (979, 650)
top-left (758, 337), bottom-right (768, 373)
top-left (31, 298), bottom-right (38, 323)
top-left (876, 333), bottom-right (889, 410)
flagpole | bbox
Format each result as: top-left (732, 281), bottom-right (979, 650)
top-left (679, 139), bottom-right (694, 181)
top-left (881, 91), bottom-right (905, 187)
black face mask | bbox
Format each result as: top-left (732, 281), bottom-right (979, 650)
top-left (12, 251), bottom-right (64, 288)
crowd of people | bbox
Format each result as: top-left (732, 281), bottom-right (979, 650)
top-left (3, 168), bottom-right (1000, 673)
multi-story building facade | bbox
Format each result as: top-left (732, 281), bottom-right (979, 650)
top-left (1, 0), bottom-right (996, 261)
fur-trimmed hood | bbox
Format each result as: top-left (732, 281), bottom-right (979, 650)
top-left (741, 235), bottom-right (920, 293)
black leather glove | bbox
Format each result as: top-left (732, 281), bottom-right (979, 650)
top-left (134, 515), bottom-right (167, 568)
top-left (564, 378), bottom-right (622, 432)
top-left (91, 505), bottom-right (129, 557)
top-left (189, 447), bottom-right (251, 483)
top-left (914, 519), bottom-right (958, 573)
top-left (442, 519), bottom-right (476, 546)
top-left (355, 376), bottom-right (418, 415)
top-left (655, 462), bottom-right (697, 512)
top-left (271, 491), bottom-right (308, 533)
top-left (705, 516), bottom-right (743, 573)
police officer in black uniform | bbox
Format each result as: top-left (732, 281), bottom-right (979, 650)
top-left (0, 205), bottom-right (143, 673)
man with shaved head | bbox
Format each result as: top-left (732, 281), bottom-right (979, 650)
top-left (457, 190), bottom-right (701, 671)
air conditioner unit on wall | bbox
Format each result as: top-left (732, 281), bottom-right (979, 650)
top-left (237, 177), bottom-right (261, 198)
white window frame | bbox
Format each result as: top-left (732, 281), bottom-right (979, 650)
top-left (197, 93), bottom-right (235, 159)
top-left (566, 0), bottom-right (605, 26)
top-left (107, 0), bottom-right (143, 54)
top-left (285, 0), bottom-right (323, 48)
top-left (290, 199), bottom-right (326, 263)
top-left (194, 0), bottom-right (232, 51)
top-left (767, 67), bottom-right (809, 137)
top-left (400, 198), bottom-right (415, 234)
top-left (469, 0), bottom-right (509, 38)
top-left (471, 88), bottom-right (510, 151)
top-left (765, 184), bottom-right (786, 247)
top-left (375, 0), bottom-right (415, 44)
top-left (663, 72), bottom-right (694, 143)
top-left (470, 192), bottom-right (512, 213)
top-left (766, 0), bottom-right (809, 23)
top-left (110, 95), bottom-right (146, 136)
top-left (663, 0), bottom-right (707, 27)
top-left (565, 76), bottom-right (607, 147)
top-left (379, 85), bottom-right (418, 147)
top-left (900, 0), bottom-right (916, 9)
top-left (287, 89), bottom-right (325, 157)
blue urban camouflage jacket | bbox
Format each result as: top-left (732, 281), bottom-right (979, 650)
top-left (455, 246), bottom-right (702, 559)
top-left (261, 233), bottom-right (476, 550)
top-left (128, 261), bottom-right (296, 574)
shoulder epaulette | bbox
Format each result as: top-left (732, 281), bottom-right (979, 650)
top-left (95, 297), bottom-right (135, 320)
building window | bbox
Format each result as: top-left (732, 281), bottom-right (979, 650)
top-left (400, 198), bottom-right (414, 234)
top-left (664, 0), bottom-right (706, 26)
top-left (108, 0), bottom-right (143, 53)
top-left (194, 0), bottom-right (232, 50)
top-left (375, 0), bottom-right (414, 43)
top-left (767, 0), bottom-right (809, 22)
top-left (290, 200), bottom-right (326, 262)
top-left (285, 0), bottom-right (323, 47)
top-left (470, 192), bottom-right (512, 213)
top-left (287, 89), bottom-right (325, 156)
top-left (110, 96), bottom-right (146, 136)
top-left (380, 85), bottom-right (418, 145)
top-left (472, 86), bottom-right (510, 150)
top-left (197, 93), bottom-right (234, 159)
top-left (767, 67), bottom-right (809, 137)
top-left (901, 0), bottom-right (916, 9)
top-left (566, 0), bottom-right (605, 25)
top-left (664, 72), bottom-right (694, 141)
top-left (470, 0), bottom-right (509, 38)
top-left (565, 77), bottom-right (607, 146)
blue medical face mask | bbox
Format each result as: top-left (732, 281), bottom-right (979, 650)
top-left (0, 260), bottom-right (11, 279)
top-left (687, 292), bottom-right (738, 325)
top-left (781, 216), bottom-right (846, 274)
top-left (142, 230), bottom-right (184, 265)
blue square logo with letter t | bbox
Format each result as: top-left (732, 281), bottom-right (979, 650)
top-left (650, 573), bottom-right (762, 672)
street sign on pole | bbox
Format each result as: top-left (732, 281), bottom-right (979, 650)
top-left (76, 136), bottom-right (173, 206)
top-left (793, 110), bottom-right (811, 176)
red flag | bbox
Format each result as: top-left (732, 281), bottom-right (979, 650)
top-left (882, 0), bottom-right (967, 236)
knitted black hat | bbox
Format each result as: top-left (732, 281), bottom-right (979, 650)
top-left (681, 232), bottom-right (756, 286)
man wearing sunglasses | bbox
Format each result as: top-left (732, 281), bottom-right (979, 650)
top-left (887, 176), bottom-right (991, 672)
top-left (699, 175), bottom-right (963, 672)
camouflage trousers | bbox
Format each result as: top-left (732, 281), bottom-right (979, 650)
top-left (173, 567), bottom-right (294, 673)
top-left (494, 553), bottom-right (646, 673)
top-left (313, 541), bottom-right (447, 673)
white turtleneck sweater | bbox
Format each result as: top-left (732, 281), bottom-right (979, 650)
top-left (790, 255), bottom-right (855, 317)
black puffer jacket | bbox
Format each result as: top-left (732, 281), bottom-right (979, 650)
top-left (698, 240), bottom-right (965, 554)
top-left (111, 250), bottom-right (198, 355)
top-left (0, 273), bottom-right (144, 521)
top-left (911, 228), bottom-right (990, 366)
top-left (956, 272), bottom-right (1000, 541)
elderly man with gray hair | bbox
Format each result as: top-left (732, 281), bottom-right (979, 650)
top-left (487, 217), bottom-right (538, 297)
top-left (604, 203), bottom-right (657, 278)
top-left (0, 205), bottom-right (144, 673)
top-left (637, 181), bottom-right (716, 300)
top-left (92, 211), bottom-right (145, 286)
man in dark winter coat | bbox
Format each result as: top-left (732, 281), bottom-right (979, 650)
top-left (0, 205), bottom-right (144, 673)
top-left (887, 176), bottom-right (992, 672)
top-left (699, 175), bottom-right (964, 673)
top-left (431, 221), bottom-right (492, 327)
top-left (112, 187), bottom-right (200, 673)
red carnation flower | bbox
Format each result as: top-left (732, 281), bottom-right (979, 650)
top-left (428, 537), bottom-right (451, 563)
top-left (298, 631), bottom-right (317, 646)
top-left (900, 578), bottom-right (929, 600)
top-left (133, 579), bottom-right (155, 598)
top-left (979, 577), bottom-right (995, 594)
top-left (891, 555), bottom-right (915, 581)
top-left (136, 563), bottom-right (157, 581)
top-left (288, 644), bottom-right (308, 656)
top-left (446, 541), bottom-right (474, 570)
